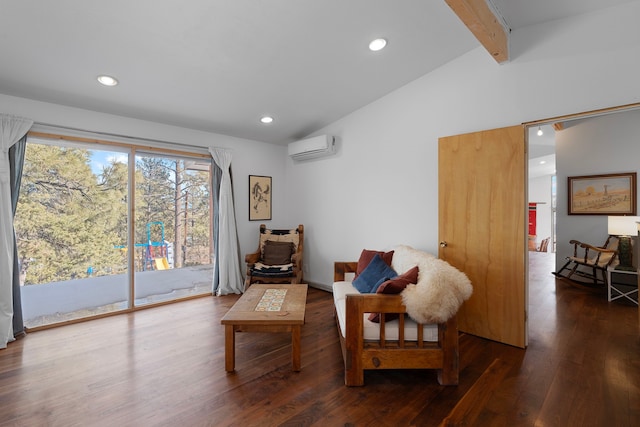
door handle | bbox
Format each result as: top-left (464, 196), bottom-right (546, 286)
top-left (440, 241), bottom-right (448, 248)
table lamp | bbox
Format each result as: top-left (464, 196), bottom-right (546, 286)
top-left (607, 216), bottom-right (640, 271)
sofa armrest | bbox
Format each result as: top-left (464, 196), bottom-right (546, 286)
top-left (334, 262), bottom-right (358, 282)
top-left (342, 292), bottom-right (458, 386)
top-left (344, 293), bottom-right (407, 349)
top-left (347, 293), bottom-right (406, 314)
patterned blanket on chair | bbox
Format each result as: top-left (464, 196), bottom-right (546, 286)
top-left (251, 262), bottom-right (294, 277)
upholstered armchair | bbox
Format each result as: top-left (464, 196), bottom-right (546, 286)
top-left (245, 224), bottom-right (304, 287)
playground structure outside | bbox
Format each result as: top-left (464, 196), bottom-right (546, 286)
top-left (115, 221), bottom-right (174, 272)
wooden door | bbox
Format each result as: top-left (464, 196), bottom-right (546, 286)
top-left (438, 125), bottom-right (527, 348)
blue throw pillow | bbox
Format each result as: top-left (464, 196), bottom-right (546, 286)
top-left (352, 254), bottom-right (398, 293)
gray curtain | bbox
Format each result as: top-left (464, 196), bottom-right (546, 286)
top-left (208, 147), bottom-right (244, 295)
top-left (8, 136), bottom-right (25, 337)
top-left (211, 161), bottom-right (222, 293)
top-left (0, 114), bottom-right (32, 349)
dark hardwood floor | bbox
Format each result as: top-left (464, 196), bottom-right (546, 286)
top-left (1, 252), bottom-right (638, 426)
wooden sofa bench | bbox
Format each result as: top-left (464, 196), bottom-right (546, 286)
top-left (333, 261), bottom-right (459, 387)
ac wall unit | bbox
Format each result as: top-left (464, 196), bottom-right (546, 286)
top-left (288, 135), bottom-right (336, 161)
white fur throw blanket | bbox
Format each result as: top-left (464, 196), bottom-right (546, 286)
top-left (392, 245), bottom-right (473, 324)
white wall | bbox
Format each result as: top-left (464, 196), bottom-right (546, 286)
top-left (555, 109), bottom-right (640, 268)
top-left (0, 94), bottom-right (287, 259)
top-left (288, 2), bottom-right (640, 289)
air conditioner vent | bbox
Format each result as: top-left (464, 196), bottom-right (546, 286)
top-left (288, 135), bottom-right (336, 161)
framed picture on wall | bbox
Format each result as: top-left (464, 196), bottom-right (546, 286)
top-left (568, 172), bottom-right (637, 215)
top-left (249, 175), bottom-right (272, 221)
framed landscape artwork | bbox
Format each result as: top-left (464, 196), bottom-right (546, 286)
top-left (568, 172), bottom-right (637, 215)
top-left (249, 175), bottom-right (272, 221)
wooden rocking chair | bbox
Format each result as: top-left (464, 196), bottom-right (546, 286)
top-left (553, 235), bottom-right (619, 287)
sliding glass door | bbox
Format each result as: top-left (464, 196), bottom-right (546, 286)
top-left (133, 153), bottom-right (213, 306)
top-left (15, 136), bottom-right (212, 328)
top-left (16, 140), bottom-right (130, 327)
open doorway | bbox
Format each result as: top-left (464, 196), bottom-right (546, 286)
top-left (527, 104), bottom-right (640, 270)
top-left (528, 124), bottom-right (556, 254)
top-left (526, 104), bottom-right (640, 311)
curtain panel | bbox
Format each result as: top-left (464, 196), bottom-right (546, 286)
top-left (9, 136), bottom-right (26, 337)
top-left (0, 114), bottom-right (33, 349)
top-left (210, 161), bottom-right (222, 293)
top-left (208, 148), bottom-right (244, 295)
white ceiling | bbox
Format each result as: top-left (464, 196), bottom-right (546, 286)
top-left (0, 0), bottom-right (635, 144)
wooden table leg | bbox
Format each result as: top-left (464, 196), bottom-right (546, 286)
top-left (292, 325), bottom-right (301, 372)
top-left (225, 324), bottom-right (235, 372)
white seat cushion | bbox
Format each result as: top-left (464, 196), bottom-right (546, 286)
top-left (332, 281), bottom-right (437, 342)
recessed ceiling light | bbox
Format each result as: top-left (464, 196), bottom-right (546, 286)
top-left (539, 160), bottom-right (546, 164)
top-left (97, 75), bottom-right (118, 86)
top-left (260, 116), bottom-right (274, 124)
top-left (369, 38), bottom-right (387, 52)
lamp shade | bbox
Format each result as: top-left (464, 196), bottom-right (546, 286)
top-left (608, 216), bottom-right (640, 236)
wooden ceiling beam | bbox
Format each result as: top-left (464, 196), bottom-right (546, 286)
top-left (445, 0), bottom-right (509, 63)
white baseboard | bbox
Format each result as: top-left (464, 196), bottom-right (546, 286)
top-left (307, 281), bottom-right (332, 293)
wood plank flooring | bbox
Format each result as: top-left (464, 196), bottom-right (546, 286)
top-left (0, 252), bottom-right (638, 426)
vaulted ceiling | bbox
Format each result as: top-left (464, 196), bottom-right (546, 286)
top-left (0, 0), bottom-right (634, 144)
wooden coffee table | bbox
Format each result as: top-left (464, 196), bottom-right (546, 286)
top-left (221, 284), bottom-right (308, 372)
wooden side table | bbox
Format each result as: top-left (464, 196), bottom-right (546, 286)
top-left (606, 267), bottom-right (638, 306)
